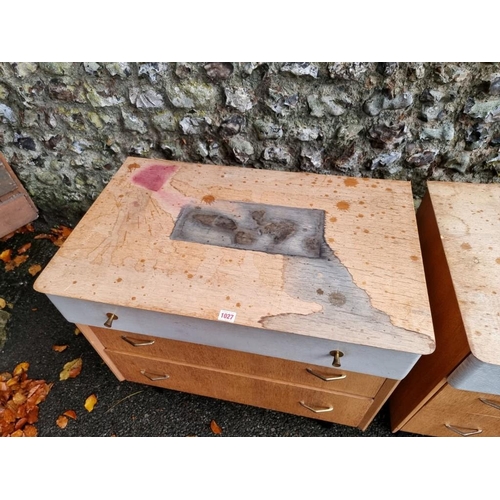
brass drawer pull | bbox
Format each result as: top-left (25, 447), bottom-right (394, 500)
top-left (104, 313), bottom-right (118, 328)
top-left (306, 368), bottom-right (346, 381)
top-left (479, 398), bottom-right (500, 411)
top-left (329, 350), bottom-right (344, 367)
top-left (299, 401), bottom-right (334, 414)
top-left (121, 336), bottom-right (155, 347)
top-left (445, 424), bottom-right (482, 436)
top-left (140, 370), bottom-right (170, 381)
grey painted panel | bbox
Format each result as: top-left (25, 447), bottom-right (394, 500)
top-left (47, 294), bottom-right (418, 380)
top-left (448, 354), bottom-right (500, 396)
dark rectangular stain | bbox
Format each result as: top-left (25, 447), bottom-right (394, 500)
top-left (170, 201), bottom-right (325, 259)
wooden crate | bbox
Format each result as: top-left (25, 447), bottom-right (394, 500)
top-left (0, 153), bottom-right (38, 237)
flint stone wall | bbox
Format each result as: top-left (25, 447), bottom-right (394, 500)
top-left (0, 62), bottom-right (499, 224)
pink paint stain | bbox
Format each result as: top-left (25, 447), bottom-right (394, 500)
top-left (132, 164), bottom-right (178, 192)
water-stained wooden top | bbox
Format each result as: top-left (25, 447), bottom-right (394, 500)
top-left (35, 157), bottom-right (435, 354)
top-left (426, 181), bottom-right (500, 365)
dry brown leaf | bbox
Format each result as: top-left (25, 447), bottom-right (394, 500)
top-left (56, 415), bottom-right (68, 429)
top-left (63, 410), bottom-right (77, 420)
top-left (210, 419), bottom-right (222, 435)
top-left (52, 345), bottom-right (68, 353)
top-left (0, 249), bottom-right (12, 263)
top-left (28, 264), bottom-right (42, 276)
top-left (0, 298), bottom-right (6, 309)
top-left (17, 243), bottom-right (32, 254)
top-left (13, 362), bottom-right (30, 376)
top-left (23, 425), bottom-right (37, 437)
top-left (84, 394), bottom-right (97, 412)
top-left (5, 254), bottom-right (29, 271)
top-left (59, 358), bottom-right (82, 381)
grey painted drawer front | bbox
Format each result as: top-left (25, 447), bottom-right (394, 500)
top-left (47, 294), bottom-right (418, 380)
top-left (448, 354), bottom-right (500, 396)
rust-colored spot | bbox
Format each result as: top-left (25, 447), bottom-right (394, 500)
top-left (329, 217), bottom-right (337, 223)
top-left (127, 162), bottom-right (140, 171)
top-left (131, 297), bottom-right (136, 301)
top-left (496, 258), bottom-right (500, 264)
top-left (187, 273), bottom-right (193, 279)
top-left (461, 243), bottom-right (472, 250)
top-left (385, 187), bottom-right (393, 192)
top-left (316, 289), bottom-right (324, 295)
top-left (226, 296), bottom-right (230, 300)
top-left (344, 178), bottom-right (358, 187)
top-left (359, 201), bottom-right (365, 205)
top-left (364, 229), bottom-right (370, 234)
top-left (236, 302), bottom-right (241, 307)
top-left (72, 281), bottom-right (77, 284)
top-left (336, 201), bottom-right (350, 211)
top-left (202, 194), bottom-right (215, 205)
top-left (116, 278), bottom-right (122, 282)
top-left (474, 330), bottom-right (482, 336)
top-left (357, 213), bottom-right (364, 218)
top-left (410, 255), bottom-right (419, 261)
top-left (328, 237), bottom-right (335, 243)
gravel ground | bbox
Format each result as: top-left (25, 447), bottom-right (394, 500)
top-left (0, 219), bottom-right (418, 438)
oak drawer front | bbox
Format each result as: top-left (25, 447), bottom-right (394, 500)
top-left (402, 406), bottom-right (500, 437)
top-left (420, 384), bottom-right (500, 419)
top-left (93, 326), bottom-right (386, 397)
top-left (47, 294), bottom-right (418, 380)
top-left (106, 350), bottom-right (373, 426)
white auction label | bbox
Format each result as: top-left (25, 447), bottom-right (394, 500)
top-left (218, 310), bottom-right (236, 323)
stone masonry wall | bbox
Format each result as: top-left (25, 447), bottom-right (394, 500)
top-left (0, 62), bottom-right (499, 224)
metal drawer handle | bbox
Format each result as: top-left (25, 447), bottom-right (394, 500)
top-left (140, 370), bottom-right (170, 381)
top-left (121, 336), bottom-right (155, 347)
top-left (306, 368), bottom-right (346, 381)
top-left (299, 401), bottom-right (334, 414)
top-left (445, 424), bottom-right (483, 436)
top-left (104, 313), bottom-right (118, 328)
top-left (479, 398), bottom-right (500, 411)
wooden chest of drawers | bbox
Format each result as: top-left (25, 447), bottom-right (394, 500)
top-left (390, 181), bottom-right (500, 436)
top-left (34, 157), bottom-right (434, 430)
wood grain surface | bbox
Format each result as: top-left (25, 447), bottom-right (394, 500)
top-left (426, 181), bottom-right (500, 365)
top-left (34, 157), bottom-right (434, 355)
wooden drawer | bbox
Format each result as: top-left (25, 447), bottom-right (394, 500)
top-left (106, 350), bottom-right (373, 427)
top-left (401, 385), bottom-right (500, 436)
top-left (402, 408), bottom-right (500, 437)
top-left (94, 326), bottom-right (385, 397)
top-left (48, 294), bottom-right (419, 380)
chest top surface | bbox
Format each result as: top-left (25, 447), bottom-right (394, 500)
top-left (427, 181), bottom-right (500, 365)
top-left (34, 158), bottom-right (434, 354)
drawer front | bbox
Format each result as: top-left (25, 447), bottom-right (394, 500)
top-left (401, 385), bottom-right (500, 437)
top-left (93, 326), bottom-right (386, 397)
top-left (448, 354), bottom-right (500, 396)
top-left (106, 350), bottom-right (373, 427)
top-left (47, 294), bottom-right (418, 380)
top-left (424, 384), bottom-right (500, 419)
top-left (402, 408), bottom-right (500, 437)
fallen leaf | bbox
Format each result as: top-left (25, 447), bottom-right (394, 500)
top-left (13, 362), bottom-right (30, 376)
top-left (63, 410), bottom-right (77, 420)
top-left (17, 243), bottom-right (32, 254)
top-left (0, 298), bottom-right (6, 309)
top-left (23, 425), bottom-right (37, 437)
top-left (52, 345), bottom-right (68, 353)
top-left (0, 363), bottom-right (50, 436)
top-left (210, 419), bottom-right (222, 435)
top-left (28, 264), bottom-right (42, 276)
top-left (56, 415), bottom-right (68, 429)
top-left (84, 394), bottom-right (97, 412)
top-left (0, 249), bottom-right (12, 263)
top-left (5, 254), bottom-right (28, 271)
top-left (59, 358), bottom-right (82, 380)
